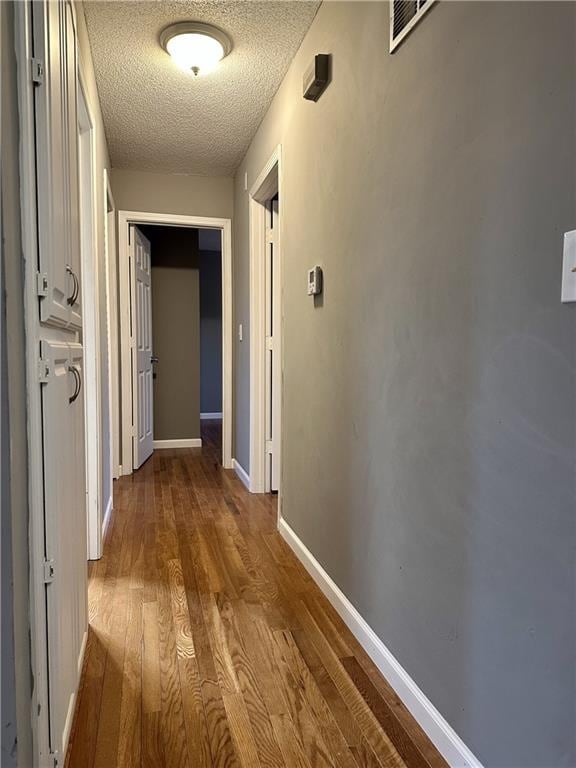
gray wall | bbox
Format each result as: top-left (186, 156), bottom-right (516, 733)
top-left (199, 249), bottom-right (223, 414)
top-left (233, 3), bottom-right (576, 766)
top-left (1, 3), bottom-right (33, 765)
top-left (111, 169), bottom-right (234, 220)
top-left (143, 226), bottom-right (201, 441)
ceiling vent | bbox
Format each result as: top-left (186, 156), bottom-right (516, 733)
top-left (390, 0), bottom-right (436, 52)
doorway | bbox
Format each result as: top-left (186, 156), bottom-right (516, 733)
top-left (249, 146), bottom-right (283, 496)
top-left (136, 224), bottom-right (224, 463)
top-left (118, 211), bottom-right (233, 474)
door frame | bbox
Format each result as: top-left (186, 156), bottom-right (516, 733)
top-left (103, 170), bottom-right (120, 482)
top-left (78, 75), bottom-right (102, 561)
top-left (15, 2), bottom-right (52, 761)
top-left (118, 210), bottom-right (233, 474)
top-left (249, 145), bottom-right (283, 496)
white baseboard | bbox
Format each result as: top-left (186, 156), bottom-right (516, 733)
top-left (232, 458), bottom-right (250, 490)
top-left (278, 518), bottom-right (483, 768)
top-left (200, 412), bottom-right (223, 420)
top-left (153, 438), bottom-right (202, 449)
top-left (102, 496), bottom-right (113, 538)
top-left (63, 628), bottom-right (88, 756)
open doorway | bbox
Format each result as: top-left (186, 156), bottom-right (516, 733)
top-left (137, 225), bottom-right (223, 462)
top-left (118, 211), bottom-right (232, 473)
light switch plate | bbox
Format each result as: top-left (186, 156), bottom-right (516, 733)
top-left (561, 230), bottom-right (576, 303)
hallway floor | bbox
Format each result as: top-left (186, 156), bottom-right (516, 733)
top-left (66, 422), bottom-right (445, 768)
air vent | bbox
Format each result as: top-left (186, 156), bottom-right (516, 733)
top-left (390, 0), bottom-right (435, 52)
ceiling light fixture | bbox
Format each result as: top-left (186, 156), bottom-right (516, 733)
top-left (160, 22), bottom-right (232, 77)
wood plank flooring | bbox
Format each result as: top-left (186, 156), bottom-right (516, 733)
top-left (65, 421), bottom-right (447, 768)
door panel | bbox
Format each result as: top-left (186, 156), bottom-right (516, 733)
top-left (65, 0), bottom-right (82, 327)
top-left (33, 0), bottom-right (81, 328)
top-left (132, 226), bottom-right (154, 468)
top-left (41, 340), bottom-right (87, 757)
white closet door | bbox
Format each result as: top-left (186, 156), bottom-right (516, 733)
top-left (33, 0), bottom-right (81, 329)
top-left (64, 0), bottom-right (82, 328)
top-left (131, 226), bottom-right (154, 469)
top-left (41, 340), bottom-right (87, 758)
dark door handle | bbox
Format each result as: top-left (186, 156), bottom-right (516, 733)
top-left (68, 366), bottom-right (81, 403)
top-left (66, 265), bottom-right (79, 306)
top-left (151, 356), bottom-right (159, 364)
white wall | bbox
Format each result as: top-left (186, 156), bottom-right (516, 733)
top-left (77, 1), bottom-right (114, 530)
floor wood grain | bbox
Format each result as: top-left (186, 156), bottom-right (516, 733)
top-left (65, 421), bottom-right (447, 768)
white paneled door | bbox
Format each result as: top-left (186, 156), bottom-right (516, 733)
top-left (41, 340), bottom-right (87, 756)
top-left (33, 0), bottom-right (82, 329)
top-left (131, 226), bottom-right (154, 469)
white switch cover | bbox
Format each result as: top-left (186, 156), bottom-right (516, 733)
top-left (561, 230), bottom-right (576, 302)
top-left (238, 323), bottom-right (243, 341)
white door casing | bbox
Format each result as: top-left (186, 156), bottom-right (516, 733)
top-left (265, 197), bottom-right (281, 492)
top-left (249, 145), bottom-right (282, 499)
top-left (118, 211), bottom-right (233, 476)
top-left (131, 226), bottom-right (154, 469)
top-left (104, 171), bottom-right (120, 479)
top-left (78, 80), bottom-right (102, 561)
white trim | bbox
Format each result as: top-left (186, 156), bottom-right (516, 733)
top-left (102, 496), bottom-right (113, 540)
top-left (389, 0), bottom-right (436, 53)
top-left (118, 211), bottom-right (233, 475)
top-left (200, 411), bottom-right (223, 420)
top-left (278, 518), bottom-right (483, 768)
top-left (103, 170), bottom-right (120, 480)
top-left (249, 145), bottom-right (283, 501)
top-left (232, 459), bottom-right (250, 490)
top-left (61, 628), bottom-right (88, 756)
top-left (78, 77), bottom-right (102, 562)
top-left (15, 4), bottom-right (51, 762)
top-left (153, 438), bottom-right (202, 449)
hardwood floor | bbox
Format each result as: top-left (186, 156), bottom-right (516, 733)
top-left (65, 420), bottom-right (447, 768)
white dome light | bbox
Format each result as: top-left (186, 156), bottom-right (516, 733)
top-left (160, 23), bottom-right (232, 77)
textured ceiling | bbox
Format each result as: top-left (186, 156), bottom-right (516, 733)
top-left (83, 1), bottom-right (320, 176)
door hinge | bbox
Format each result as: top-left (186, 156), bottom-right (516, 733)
top-left (31, 58), bottom-right (44, 85)
top-left (49, 750), bottom-right (60, 767)
top-left (266, 336), bottom-right (274, 351)
top-left (38, 358), bottom-right (51, 383)
top-left (36, 272), bottom-right (48, 297)
top-left (265, 440), bottom-right (273, 454)
top-left (43, 559), bottom-right (55, 584)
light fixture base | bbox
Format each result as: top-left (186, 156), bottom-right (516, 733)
top-left (159, 21), bottom-right (233, 68)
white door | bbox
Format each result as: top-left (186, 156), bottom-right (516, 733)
top-left (41, 340), bottom-right (87, 757)
top-left (33, 0), bottom-right (81, 329)
top-left (131, 226), bottom-right (154, 469)
top-left (265, 197), bottom-right (281, 492)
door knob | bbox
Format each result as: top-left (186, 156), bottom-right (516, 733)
top-left (151, 356), bottom-right (159, 363)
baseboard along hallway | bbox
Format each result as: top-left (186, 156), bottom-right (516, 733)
top-left (65, 423), bottom-right (446, 768)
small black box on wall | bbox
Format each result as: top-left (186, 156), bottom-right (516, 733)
top-left (303, 54), bottom-right (331, 102)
